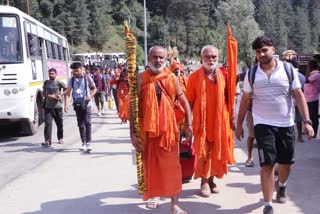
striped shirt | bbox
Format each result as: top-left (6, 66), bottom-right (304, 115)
top-left (243, 59), bottom-right (301, 127)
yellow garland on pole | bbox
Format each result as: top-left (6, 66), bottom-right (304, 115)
top-left (124, 21), bottom-right (146, 194)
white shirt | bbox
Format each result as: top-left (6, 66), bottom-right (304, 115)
top-left (243, 59), bottom-right (301, 127)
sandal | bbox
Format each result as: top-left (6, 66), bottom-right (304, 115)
top-left (245, 160), bottom-right (254, 167)
top-left (209, 182), bottom-right (220, 194)
top-left (200, 182), bottom-right (211, 197)
top-left (171, 207), bottom-right (187, 214)
top-left (146, 198), bottom-right (159, 209)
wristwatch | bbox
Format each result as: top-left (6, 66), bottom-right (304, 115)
top-left (303, 120), bottom-right (313, 126)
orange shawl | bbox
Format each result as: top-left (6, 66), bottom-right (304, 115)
top-left (189, 66), bottom-right (235, 164)
top-left (140, 68), bottom-right (179, 151)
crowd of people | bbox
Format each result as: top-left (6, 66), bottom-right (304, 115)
top-left (40, 35), bottom-right (320, 214)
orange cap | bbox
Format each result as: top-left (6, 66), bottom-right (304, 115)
top-left (170, 62), bottom-right (181, 72)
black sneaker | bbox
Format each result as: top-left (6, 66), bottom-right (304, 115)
top-left (41, 141), bottom-right (51, 147)
top-left (275, 180), bottom-right (287, 203)
top-left (263, 205), bottom-right (273, 214)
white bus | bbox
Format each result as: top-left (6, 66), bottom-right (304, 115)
top-left (72, 52), bottom-right (104, 65)
top-left (72, 52), bottom-right (126, 66)
top-left (104, 52), bottom-right (126, 64)
top-left (0, 5), bottom-right (70, 135)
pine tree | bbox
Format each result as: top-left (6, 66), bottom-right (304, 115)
top-left (291, 6), bottom-right (312, 53)
top-left (215, 0), bottom-right (263, 67)
top-left (60, 0), bottom-right (90, 47)
top-left (86, 0), bottom-right (110, 51)
top-left (309, 0), bottom-right (320, 52)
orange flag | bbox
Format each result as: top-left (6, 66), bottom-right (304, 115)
top-left (227, 24), bottom-right (237, 119)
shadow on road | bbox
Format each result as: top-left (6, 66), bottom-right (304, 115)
top-left (21, 188), bottom-right (263, 214)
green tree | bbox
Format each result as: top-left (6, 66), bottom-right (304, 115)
top-left (215, 0), bottom-right (263, 67)
top-left (273, 0), bottom-right (292, 54)
top-left (166, 0), bottom-right (209, 56)
top-left (291, 6), bottom-right (311, 53)
top-left (309, 0), bottom-right (320, 52)
top-left (86, 0), bottom-right (110, 51)
top-left (63, 0), bottom-right (90, 46)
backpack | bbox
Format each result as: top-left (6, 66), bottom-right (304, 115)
top-left (71, 75), bottom-right (92, 95)
top-left (248, 61), bottom-right (294, 95)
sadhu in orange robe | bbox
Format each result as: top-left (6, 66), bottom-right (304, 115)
top-left (139, 67), bottom-right (182, 201)
top-left (170, 62), bottom-right (188, 93)
top-left (117, 77), bottom-right (130, 121)
top-left (170, 62), bottom-right (188, 131)
top-left (185, 66), bottom-right (235, 179)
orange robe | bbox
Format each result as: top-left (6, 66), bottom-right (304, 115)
top-left (139, 67), bottom-right (181, 200)
top-left (185, 66), bottom-right (235, 179)
top-left (178, 75), bottom-right (188, 94)
top-left (117, 78), bottom-right (130, 121)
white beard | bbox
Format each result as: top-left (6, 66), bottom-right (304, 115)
top-left (203, 62), bottom-right (218, 72)
top-left (149, 62), bottom-right (166, 73)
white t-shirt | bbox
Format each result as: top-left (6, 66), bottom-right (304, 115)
top-left (243, 59), bottom-right (301, 127)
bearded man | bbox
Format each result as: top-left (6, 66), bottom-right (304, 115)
top-left (130, 46), bottom-right (193, 214)
top-left (185, 45), bottom-right (235, 197)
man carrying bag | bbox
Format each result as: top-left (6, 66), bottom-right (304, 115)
top-left (65, 62), bottom-right (97, 153)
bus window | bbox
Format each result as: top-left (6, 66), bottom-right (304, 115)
top-left (38, 37), bottom-right (43, 57)
top-left (62, 47), bottom-right (66, 61)
top-left (0, 15), bottom-right (22, 63)
top-left (27, 33), bottom-right (39, 57)
top-left (45, 40), bottom-right (52, 59)
top-left (52, 43), bottom-right (57, 59)
top-left (57, 46), bottom-right (62, 60)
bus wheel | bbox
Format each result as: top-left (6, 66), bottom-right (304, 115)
top-left (22, 101), bottom-right (39, 136)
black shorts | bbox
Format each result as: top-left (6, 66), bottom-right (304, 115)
top-left (254, 124), bottom-right (295, 167)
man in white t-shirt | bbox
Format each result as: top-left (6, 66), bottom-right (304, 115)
top-left (236, 36), bottom-right (314, 214)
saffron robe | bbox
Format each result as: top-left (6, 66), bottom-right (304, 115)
top-left (117, 78), bottom-right (130, 121)
top-left (186, 66), bottom-right (235, 179)
top-left (178, 75), bottom-right (188, 94)
top-left (139, 68), bottom-right (181, 200)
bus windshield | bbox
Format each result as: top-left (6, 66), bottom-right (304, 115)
top-left (0, 15), bottom-right (22, 64)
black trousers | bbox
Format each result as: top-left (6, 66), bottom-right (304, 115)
top-left (112, 88), bottom-right (119, 112)
top-left (44, 107), bottom-right (63, 142)
top-left (75, 106), bottom-right (92, 144)
top-left (307, 100), bottom-right (319, 136)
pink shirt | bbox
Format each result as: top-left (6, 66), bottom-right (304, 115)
top-left (304, 70), bottom-right (320, 102)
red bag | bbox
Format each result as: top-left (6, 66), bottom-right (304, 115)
top-left (179, 139), bottom-right (195, 183)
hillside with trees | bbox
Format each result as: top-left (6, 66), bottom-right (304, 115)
top-left (8, 0), bottom-right (320, 66)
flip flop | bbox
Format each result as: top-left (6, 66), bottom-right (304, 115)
top-left (171, 207), bottom-right (187, 214)
top-left (146, 198), bottom-right (159, 209)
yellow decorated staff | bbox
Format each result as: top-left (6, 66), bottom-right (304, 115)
top-left (124, 21), bottom-right (146, 194)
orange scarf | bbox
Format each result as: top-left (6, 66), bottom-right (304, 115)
top-left (193, 67), bottom-right (225, 159)
top-left (140, 68), bottom-right (179, 151)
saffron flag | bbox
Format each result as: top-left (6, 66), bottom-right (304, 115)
top-left (226, 24), bottom-right (238, 119)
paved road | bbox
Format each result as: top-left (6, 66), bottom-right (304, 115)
top-left (0, 106), bottom-right (320, 214)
